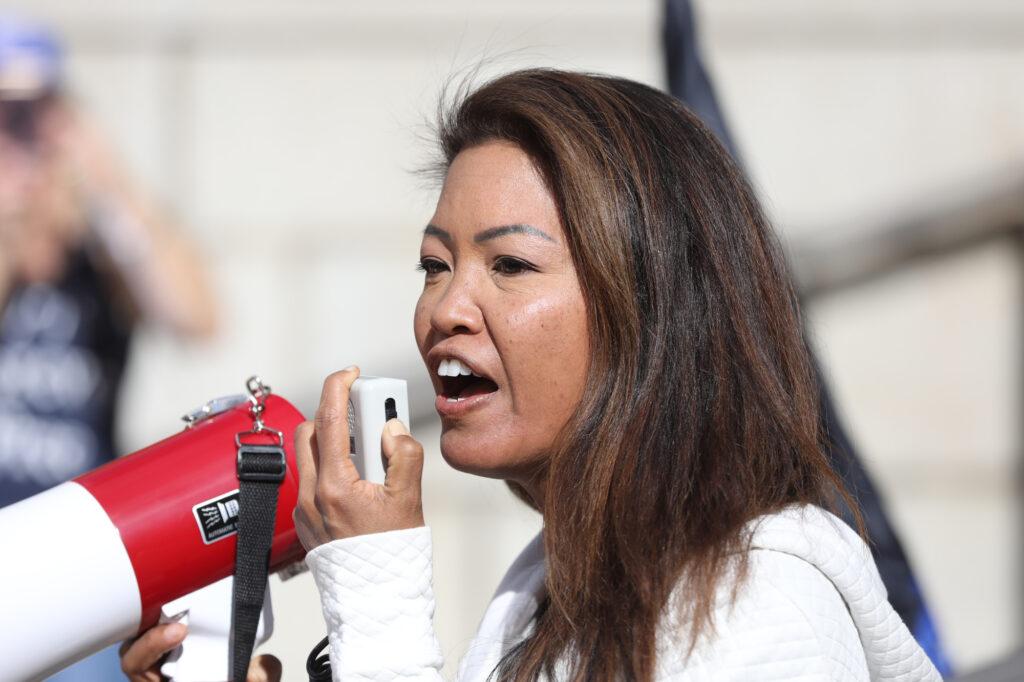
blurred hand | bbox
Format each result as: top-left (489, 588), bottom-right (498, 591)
top-left (293, 366), bottom-right (425, 550)
top-left (118, 622), bottom-right (281, 681)
top-left (0, 113), bottom-right (82, 282)
top-left (37, 100), bottom-right (120, 194)
top-left (0, 98), bottom-right (95, 257)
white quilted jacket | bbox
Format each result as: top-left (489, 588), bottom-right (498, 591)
top-left (305, 505), bottom-right (941, 681)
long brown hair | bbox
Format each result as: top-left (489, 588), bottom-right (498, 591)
top-left (435, 69), bottom-right (853, 681)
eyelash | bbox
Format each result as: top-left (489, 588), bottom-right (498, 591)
top-left (415, 257), bottom-right (448, 275)
top-left (415, 256), bottom-right (537, 276)
top-left (492, 256), bottom-right (536, 275)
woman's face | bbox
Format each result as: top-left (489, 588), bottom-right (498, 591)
top-left (414, 141), bottom-right (589, 492)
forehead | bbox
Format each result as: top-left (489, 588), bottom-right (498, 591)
top-left (433, 141), bottom-right (560, 238)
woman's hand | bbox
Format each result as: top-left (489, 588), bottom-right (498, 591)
top-left (293, 367), bottom-right (425, 550)
top-left (118, 623), bottom-right (281, 681)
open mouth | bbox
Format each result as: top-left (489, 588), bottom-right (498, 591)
top-left (437, 358), bottom-right (499, 402)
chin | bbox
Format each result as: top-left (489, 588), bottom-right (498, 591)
top-left (438, 427), bottom-right (536, 481)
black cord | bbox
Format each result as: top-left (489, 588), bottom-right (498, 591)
top-left (306, 636), bottom-right (332, 682)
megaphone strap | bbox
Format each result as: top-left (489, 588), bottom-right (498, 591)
top-left (230, 377), bottom-right (287, 682)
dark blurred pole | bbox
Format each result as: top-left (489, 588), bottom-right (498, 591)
top-left (661, 0), bottom-right (953, 676)
top-left (662, 0), bottom-right (737, 161)
top-left (1019, 224), bottom-right (1023, 646)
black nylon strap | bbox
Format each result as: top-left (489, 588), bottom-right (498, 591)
top-left (232, 443), bottom-right (286, 681)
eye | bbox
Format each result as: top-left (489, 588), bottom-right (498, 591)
top-left (492, 256), bottom-right (537, 276)
top-left (416, 257), bottom-right (449, 276)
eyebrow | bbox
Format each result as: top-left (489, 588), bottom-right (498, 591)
top-left (423, 223), bottom-right (556, 244)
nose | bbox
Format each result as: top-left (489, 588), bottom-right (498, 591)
top-left (430, 270), bottom-right (484, 337)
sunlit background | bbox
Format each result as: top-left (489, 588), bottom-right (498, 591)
top-left (5, 1), bottom-right (1021, 679)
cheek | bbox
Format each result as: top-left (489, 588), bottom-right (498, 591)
top-left (504, 290), bottom-right (589, 418)
top-left (413, 293), bottom-right (432, 354)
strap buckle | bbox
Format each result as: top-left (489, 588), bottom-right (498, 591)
top-left (236, 444), bottom-right (287, 483)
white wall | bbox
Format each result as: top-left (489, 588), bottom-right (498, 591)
top-left (7, 1), bottom-right (1021, 677)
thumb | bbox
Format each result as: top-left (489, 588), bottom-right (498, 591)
top-left (247, 654), bottom-right (282, 682)
top-left (381, 419), bottom-right (424, 493)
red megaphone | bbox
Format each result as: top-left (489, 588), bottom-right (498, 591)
top-left (0, 379), bottom-right (306, 680)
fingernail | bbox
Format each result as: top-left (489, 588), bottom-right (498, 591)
top-left (386, 419), bottom-right (408, 436)
top-left (165, 609), bottom-right (188, 623)
top-left (342, 365), bottom-right (357, 372)
top-left (164, 622), bottom-right (187, 643)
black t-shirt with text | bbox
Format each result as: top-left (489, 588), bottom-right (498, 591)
top-left (0, 249), bottom-right (131, 507)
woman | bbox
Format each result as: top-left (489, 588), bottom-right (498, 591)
top-left (123, 70), bottom-right (939, 681)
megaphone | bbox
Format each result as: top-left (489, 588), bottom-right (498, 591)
top-left (0, 375), bottom-right (409, 681)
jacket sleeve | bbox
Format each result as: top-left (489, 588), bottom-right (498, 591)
top-left (305, 526), bottom-right (446, 681)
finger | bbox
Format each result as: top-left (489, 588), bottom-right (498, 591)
top-left (293, 420), bottom-right (318, 494)
top-left (120, 622), bottom-right (187, 675)
top-left (381, 419), bottom-right (424, 493)
top-left (247, 653), bottom-right (283, 682)
top-left (293, 420), bottom-right (320, 549)
top-left (315, 367), bottom-right (361, 486)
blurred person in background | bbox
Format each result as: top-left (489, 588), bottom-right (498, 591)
top-left (0, 15), bottom-right (216, 680)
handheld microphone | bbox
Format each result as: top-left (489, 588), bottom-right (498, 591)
top-left (347, 376), bottom-right (411, 484)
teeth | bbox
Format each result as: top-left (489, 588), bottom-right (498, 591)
top-left (436, 357), bottom-right (482, 378)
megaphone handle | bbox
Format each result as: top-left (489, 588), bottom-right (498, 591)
top-left (159, 576), bottom-right (274, 681)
